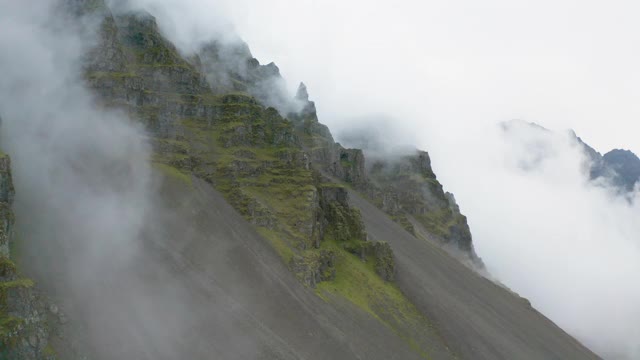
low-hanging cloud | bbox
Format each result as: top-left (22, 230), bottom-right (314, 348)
top-left (454, 121), bottom-right (640, 359)
top-left (122, 0), bottom-right (640, 358)
top-left (0, 1), bottom-right (202, 358)
top-left (0, 2), bottom-right (152, 269)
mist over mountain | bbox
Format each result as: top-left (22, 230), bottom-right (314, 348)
top-left (0, 0), bottom-right (637, 359)
top-left (503, 119), bottom-right (640, 195)
top-left (599, 150), bottom-right (640, 192)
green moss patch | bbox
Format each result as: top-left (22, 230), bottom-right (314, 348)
top-left (0, 278), bottom-right (34, 291)
top-left (152, 163), bottom-right (192, 187)
top-left (317, 240), bottom-right (434, 358)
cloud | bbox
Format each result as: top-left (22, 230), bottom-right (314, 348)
top-left (0, 1), bottom-right (196, 357)
top-left (0, 1), bottom-right (152, 265)
top-left (449, 121), bottom-right (640, 359)
top-left (121, 0), bottom-right (640, 358)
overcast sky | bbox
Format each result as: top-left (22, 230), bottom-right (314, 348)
top-left (116, 1), bottom-right (640, 358)
top-left (215, 0), bottom-right (640, 154)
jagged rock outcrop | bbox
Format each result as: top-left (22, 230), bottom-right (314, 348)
top-left (370, 242), bottom-right (395, 281)
top-left (288, 85), bottom-right (479, 264)
top-left (574, 131), bottom-right (640, 192)
top-left (86, 14), bottom-right (127, 73)
top-left (290, 250), bottom-right (337, 288)
top-left (365, 151), bottom-right (482, 266)
top-left (192, 40), bottom-right (295, 114)
top-left (318, 184), bottom-right (367, 243)
top-left (290, 92), bottom-right (369, 188)
top-left (295, 83), bottom-right (316, 117)
top-left (0, 154), bottom-right (55, 359)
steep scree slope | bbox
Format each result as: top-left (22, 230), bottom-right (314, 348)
top-left (349, 190), bottom-right (599, 360)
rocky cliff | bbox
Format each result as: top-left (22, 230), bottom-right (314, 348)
top-left (290, 82), bottom-right (481, 265)
top-left (365, 151), bottom-right (482, 265)
top-left (0, 154), bottom-right (55, 359)
top-left (84, 6), bottom-right (406, 288)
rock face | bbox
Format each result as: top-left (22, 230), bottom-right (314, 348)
top-left (0, 154), bottom-right (54, 359)
top-left (365, 151), bottom-right (482, 265)
top-left (0, 154), bottom-right (15, 259)
top-left (370, 241), bottom-right (395, 281)
top-left (600, 149), bottom-right (640, 191)
top-left (290, 250), bottom-right (337, 288)
top-left (295, 83), bottom-right (316, 116)
top-left (192, 39), bottom-right (296, 114)
top-left (288, 84), bottom-right (480, 265)
top-left (583, 143), bottom-right (640, 192)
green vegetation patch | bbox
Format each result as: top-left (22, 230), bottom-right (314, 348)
top-left (152, 162), bottom-right (193, 187)
top-left (416, 209), bottom-right (458, 239)
top-left (257, 228), bottom-right (295, 263)
top-left (0, 258), bottom-right (16, 278)
top-left (0, 278), bottom-right (34, 291)
top-left (0, 315), bottom-right (24, 339)
top-left (316, 240), bottom-right (434, 359)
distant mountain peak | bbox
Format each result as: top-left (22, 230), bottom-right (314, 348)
top-left (502, 120), bottom-right (640, 194)
top-left (601, 149), bottom-right (640, 192)
top-left (501, 119), bottom-right (550, 132)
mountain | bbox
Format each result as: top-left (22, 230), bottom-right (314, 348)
top-left (598, 149), bottom-right (640, 192)
top-left (0, 1), bottom-right (599, 359)
top-left (503, 119), bottom-right (640, 194)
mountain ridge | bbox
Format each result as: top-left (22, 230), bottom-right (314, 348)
top-left (0, 1), bottom-right (601, 358)
top-left (503, 119), bottom-right (640, 193)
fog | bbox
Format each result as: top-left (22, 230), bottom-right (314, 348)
top-left (119, 0), bottom-right (640, 358)
top-left (0, 1), bottom-right (197, 358)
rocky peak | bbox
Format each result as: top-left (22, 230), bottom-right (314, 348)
top-left (296, 82), bottom-right (310, 102)
top-left (504, 121), bottom-right (640, 194)
top-left (573, 133), bottom-right (640, 193)
top-left (294, 82), bottom-right (317, 118)
top-left (603, 148), bottom-right (640, 163)
top-left (602, 149), bottom-right (640, 191)
top-left (409, 151), bottom-right (437, 179)
top-left (257, 62), bottom-right (281, 78)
